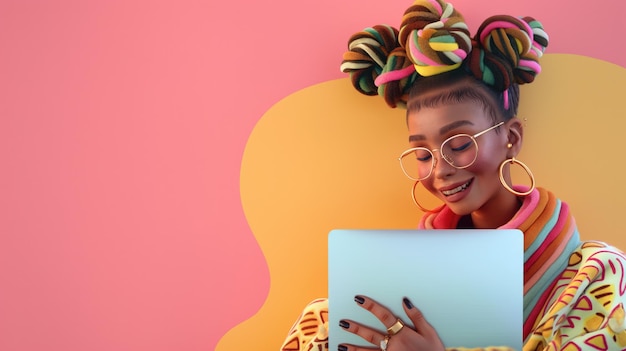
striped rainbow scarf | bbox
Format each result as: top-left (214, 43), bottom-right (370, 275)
top-left (418, 187), bottom-right (581, 340)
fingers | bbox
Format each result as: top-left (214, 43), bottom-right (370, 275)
top-left (338, 296), bottom-right (398, 351)
top-left (354, 295), bottom-right (398, 329)
top-left (342, 295), bottom-right (444, 351)
top-left (402, 297), bottom-right (437, 338)
top-left (338, 319), bottom-right (385, 348)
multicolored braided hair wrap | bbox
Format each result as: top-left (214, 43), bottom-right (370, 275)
top-left (340, 0), bottom-right (549, 110)
top-left (399, 0), bottom-right (471, 77)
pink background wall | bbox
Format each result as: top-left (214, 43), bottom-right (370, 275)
top-left (0, 0), bottom-right (624, 350)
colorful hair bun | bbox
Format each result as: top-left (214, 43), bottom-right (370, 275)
top-left (340, 25), bottom-right (400, 96)
top-left (340, 25), bottom-right (417, 108)
top-left (467, 15), bottom-right (549, 91)
top-left (399, 0), bottom-right (471, 77)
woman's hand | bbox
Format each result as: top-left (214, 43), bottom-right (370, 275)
top-left (338, 295), bottom-right (445, 351)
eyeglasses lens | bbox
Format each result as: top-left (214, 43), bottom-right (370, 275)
top-left (400, 135), bottom-right (478, 180)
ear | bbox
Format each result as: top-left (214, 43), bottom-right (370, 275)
top-left (505, 117), bottom-right (523, 158)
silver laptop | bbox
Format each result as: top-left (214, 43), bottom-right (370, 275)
top-left (328, 229), bottom-right (523, 350)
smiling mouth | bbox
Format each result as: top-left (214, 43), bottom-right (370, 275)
top-left (442, 179), bottom-right (473, 196)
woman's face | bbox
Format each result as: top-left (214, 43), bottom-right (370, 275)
top-left (406, 95), bottom-right (512, 216)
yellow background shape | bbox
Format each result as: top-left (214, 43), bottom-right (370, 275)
top-left (218, 54), bottom-right (626, 351)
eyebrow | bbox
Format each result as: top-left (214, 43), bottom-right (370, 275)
top-left (408, 120), bottom-right (475, 142)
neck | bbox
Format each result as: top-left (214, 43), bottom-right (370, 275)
top-left (470, 190), bottom-right (522, 229)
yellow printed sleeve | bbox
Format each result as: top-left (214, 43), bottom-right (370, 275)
top-left (280, 298), bottom-right (329, 351)
top-left (523, 242), bottom-right (626, 351)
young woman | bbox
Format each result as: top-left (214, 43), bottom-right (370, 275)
top-left (280, 0), bottom-right (626, 350)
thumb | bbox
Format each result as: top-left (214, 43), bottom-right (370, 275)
top-left (402, 297), bottom-right (437, 337)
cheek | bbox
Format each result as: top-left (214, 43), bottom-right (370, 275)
top-left (465, 151), bottom-right (504, 176)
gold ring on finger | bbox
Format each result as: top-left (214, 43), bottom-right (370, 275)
top-left (387, 319), bottom-right (404, 335)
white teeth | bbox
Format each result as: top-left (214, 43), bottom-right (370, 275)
top-left (442, 181), bottom-right (470, 196)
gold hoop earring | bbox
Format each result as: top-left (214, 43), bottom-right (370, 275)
top-left (411, 181), bottom-right (437, 212)
top-left (499, 157), bottom-right (535, 196)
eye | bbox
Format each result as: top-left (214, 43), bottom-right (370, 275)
top-left (451, 141), bottom-right (472, 152)
top-left (445, 135), bottom-right (474, 153)
top-left (414, 149), bottom-right (432, 162)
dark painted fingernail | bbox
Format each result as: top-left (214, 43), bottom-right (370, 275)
top-left (354, 295), bottom-right (365, 304)
top-left (338, 345), bottom-right (348, 351)
top-left (403, 297), bottom-right (414, 309)
top-left (339, 320), bottom-right (350, 329)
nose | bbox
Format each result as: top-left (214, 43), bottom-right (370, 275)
top-left (432, 151), bottom-right (456, 179)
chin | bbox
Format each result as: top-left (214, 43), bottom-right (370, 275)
top-left (445, 202), bottom-right (475, 217)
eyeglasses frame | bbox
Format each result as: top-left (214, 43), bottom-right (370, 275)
top-left (398, 121), bottom-right (505, 181)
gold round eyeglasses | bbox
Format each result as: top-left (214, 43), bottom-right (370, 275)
top-left (398, 122), bottom-right (504, 181)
